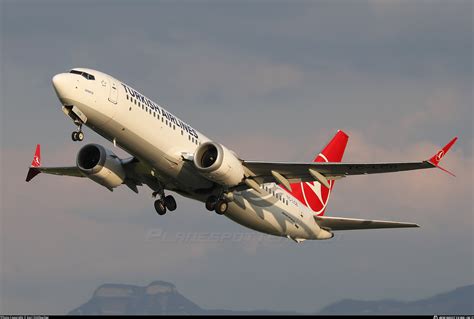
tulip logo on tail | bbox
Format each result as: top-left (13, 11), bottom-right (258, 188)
top-left (300, 153), bottom-right (334, 216)
top-left (284, 130), bottom-right (349, 216)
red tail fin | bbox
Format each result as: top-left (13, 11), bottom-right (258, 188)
top-left (287, 131), bottom-right (348, 216)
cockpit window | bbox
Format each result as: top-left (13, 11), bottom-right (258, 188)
top-left (69, 70), bottom-right (95, 80)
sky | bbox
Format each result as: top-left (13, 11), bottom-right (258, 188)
top-left (0, 0), bottom-right (473, 314)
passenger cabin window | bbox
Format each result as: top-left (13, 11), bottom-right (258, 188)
top-left (69, 70), bottom-right (95, 80)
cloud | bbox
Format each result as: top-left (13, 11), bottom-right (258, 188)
top-left (400, 87), bottom-right (465, 129)
top-left (172, 57), bottom-right (305, 99)
top-left (1, 0), bottom-right (472, 314)
top-left (327, 131), bottom-right (472, 224)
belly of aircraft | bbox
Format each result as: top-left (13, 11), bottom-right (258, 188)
top-left (224, 193), bottom-right (316, 239)
top-left (79, 97), bottom-right (316, 240)
top-left (224, 201), bottom-right (283, 237)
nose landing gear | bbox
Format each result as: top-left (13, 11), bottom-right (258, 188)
top-left (63, 105), bottom-right (87, 142)
top-left (71, 127), bottom-right (84, 142)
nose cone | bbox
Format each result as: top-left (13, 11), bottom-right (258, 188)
top-left (52, 73), bottom-right (71, 100)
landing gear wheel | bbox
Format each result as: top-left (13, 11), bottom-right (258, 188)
top-left (154, 200), bottom-right (167, 215)
top-left (205, 195), bottom-right (218, 211)
top-left (215, 200), bottom-right (228, 215)
top-left (164, 195), bottom-right (177, 211)
top-left (71, 130), bottom-right (84, 142)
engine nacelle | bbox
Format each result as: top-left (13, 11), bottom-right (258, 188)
top-left (76, 144), bottom-right (126, 190)
top-left (193, 142), bottom-right (245, 187)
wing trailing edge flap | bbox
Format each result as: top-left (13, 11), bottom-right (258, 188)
top-left (315, 215), bottom-right (420, 231)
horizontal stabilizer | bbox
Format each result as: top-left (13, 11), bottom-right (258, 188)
top-left (315, 215), bottom-right (419, 231)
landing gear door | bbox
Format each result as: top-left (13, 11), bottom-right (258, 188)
top-left (108, 80), bottom-right (118, 104)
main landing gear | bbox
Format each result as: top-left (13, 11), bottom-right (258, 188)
top-left (205, 195), bottom-right (229, 215)
top-left (71, 124), bottom-right (84, 142)
top-left (153, 190), bottom-right (177, 215)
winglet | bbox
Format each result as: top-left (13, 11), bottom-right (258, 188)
top-left (427, 137), bottom-right (458, 177)
top-left (26, 144), bottom-right (41, 182)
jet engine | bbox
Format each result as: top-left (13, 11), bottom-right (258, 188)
top-left (76, 143), bottom-right (126, 190)
top-left (193, 142), bottom-right (245, 187)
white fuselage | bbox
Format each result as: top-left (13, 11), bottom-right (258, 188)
top-left (52, 68), bottom-right (332, 241)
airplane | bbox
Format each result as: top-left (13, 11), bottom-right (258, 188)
top-left (26, 68), bottom-right (458, 242)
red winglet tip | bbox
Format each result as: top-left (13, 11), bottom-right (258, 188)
top-left (31, 144), bottom-right (41, 167)
top-left (26, 144), bottom-right (41, 182)
top-left (336, 129), bottom-right (349, 139)
top-left (26, 167), bottom-right (40, 182)
top-left (434, 164), bottom-right (456, 177)
top-left (427, 137), bottom-right (458, 177)
top-left (428, 137), bottom-right (458, 166)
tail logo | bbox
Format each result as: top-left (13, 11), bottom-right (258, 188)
top-left (286, 130), bottom-right (349, 216)
top-left (300, 153), bottom-right (333, 215)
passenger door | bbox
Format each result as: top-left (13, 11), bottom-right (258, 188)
top-left (108, 80), bottom-right (118, 104)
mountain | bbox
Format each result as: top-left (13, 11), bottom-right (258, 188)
top-left (318, 284), bottom-right (474, 315)
top-left (68, 280), bottom-right (297, 315)
top-left (69, 281), bottom-right (473, 315)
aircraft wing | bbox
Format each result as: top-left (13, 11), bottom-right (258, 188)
top-left (25, 144), bottom-right (147, 193)
top-left (25, 144), bottom-right (84, 181)
top-left (243, 160), bottom-right (434, 181)
top-left (26, 166), bottom-right (84, 181)
top-left (238, 137), bottom-right (457, 190)
top-left (315, 215), bottom-right (419, 231)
